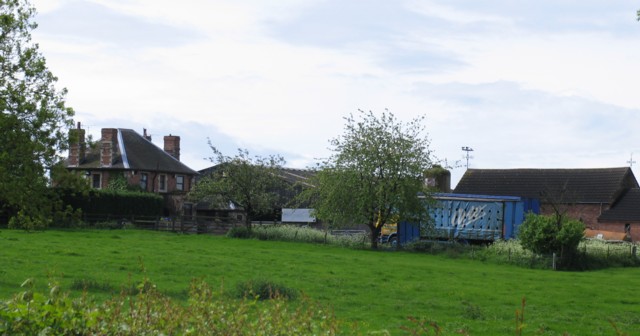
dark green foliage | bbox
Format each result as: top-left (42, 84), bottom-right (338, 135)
top-left (105, 172), bottom-right (130, 191)
top-left (69, 278), bottom-right (119, 293)
top-left (226, 226), bottom-right (252, 238)
top-left (235, 279), bottom-right (299, 301)
top-left (518, 213), bottom-right (584, 260)
top-left (0, 0), bottom-right (75, 228)
top-left (57, 188), bottom-right (163, 220)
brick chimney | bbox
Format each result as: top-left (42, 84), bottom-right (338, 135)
top-left (163, 134), bottom-right (180, 161)
top-left (143, 128), bottom-right (152, 141)
top-left (68, 122), bottom-right (86, 167)
top-left (101, 128), bottom-right (119, 167)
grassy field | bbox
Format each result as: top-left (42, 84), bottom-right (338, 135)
top-left (1, 229), bottom-right (639, 335)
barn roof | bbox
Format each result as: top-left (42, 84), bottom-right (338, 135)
top-left (454, 167), bottom-right (638, 204)
top-left (598, 188), bottom-right (640, 222)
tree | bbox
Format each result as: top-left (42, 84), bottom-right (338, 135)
top-left (0, 0), bottom-right (74, 229)
top-left (304, 109), bottom-right (433, 249)
top-left (518, 213), bottom-right (584, 258)
top-left (190, 145), bottom-right (287, 231)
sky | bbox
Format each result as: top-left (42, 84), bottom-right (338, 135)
top-left (31, 0), bottom-right (640, 188)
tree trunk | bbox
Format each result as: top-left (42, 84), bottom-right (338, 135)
top-left (245, 214), bottom-right (252, 232)
top-left (369, 223), bottom-right (381, 249)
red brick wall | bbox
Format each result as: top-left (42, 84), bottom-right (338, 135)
top-left (100, 128), bottom-right (118, 167)
top-left (594, 221), bottom-right (640, 242)
top-left (163, 135), bottom-right (180, 161)
top-left (124, 171), bottom-right (192, 193)
top-left (68, 126), bottom-right (85, 167)
top-left (540, 203), bottom-right (608, 227)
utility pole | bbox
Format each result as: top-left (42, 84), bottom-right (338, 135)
top-left (461, 146), bottom-right (474, 169)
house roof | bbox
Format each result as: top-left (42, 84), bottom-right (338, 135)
top-left (198, 165), bottom-right (315, 185)
top-left (71, 128), bottom-right (198, 175)
top-left (598, 188), bottom-right (640, 222)
top-left (277, 168), bottom-right (316, 186)
top-left (453, 167), bottom-right (638, 204)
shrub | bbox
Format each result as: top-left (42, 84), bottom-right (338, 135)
top-left (8, 210), bottom-right (49, 231)
top-left (0, 278), bottom-right (342, 335)
top-left (226, 226), bottom-right (252, 238)
top-left (518, 214), bottom-right (584, 260)
top-left (235, 279), bottom-right (299, 301)
top-left (58, 188), bottom-right (163, 220)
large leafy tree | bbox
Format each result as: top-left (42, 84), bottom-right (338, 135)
top-left (190, 145), bottom-right (287, 231)
top-left (305, 110), bottom-right (433, 248)
top-left (0, 0), bottom-right (74, 228)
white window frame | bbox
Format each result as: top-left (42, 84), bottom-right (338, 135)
top-left (176, 175), bottom-right (184, 191)
top-left (158, 174), bottom-right (167, 192)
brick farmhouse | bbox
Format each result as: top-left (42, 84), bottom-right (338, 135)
top-left (66, 123), bottom-right (198, 215)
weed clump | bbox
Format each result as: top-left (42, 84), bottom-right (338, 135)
top-left (235, 279), bottom-right (298, 301)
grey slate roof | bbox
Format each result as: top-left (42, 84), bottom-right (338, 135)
top-left (72, 129), bottom-right (197, 175)
top-left (598, 188), bottom-right (640, 222)
top-left (453, 167), bottom-right (638, 204)
top-left (198, 165), bottom-right (315, 185)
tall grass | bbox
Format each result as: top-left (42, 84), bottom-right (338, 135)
top-left (480, 239), bottom-right (640, 270)
top-left (230, 224), bottom-right (371, 248)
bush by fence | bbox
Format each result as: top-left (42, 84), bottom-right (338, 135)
top-left (57, 188), bottom-right (163, 221)
top-left (481, 239), bottom-right (640, 270)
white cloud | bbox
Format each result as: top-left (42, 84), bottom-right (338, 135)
top-left (29, 0), bottom-right (640, 187)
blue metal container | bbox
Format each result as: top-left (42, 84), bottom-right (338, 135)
top-left (399, 193), bottom-right (539, 244)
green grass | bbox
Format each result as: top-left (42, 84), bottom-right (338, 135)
top-left (1, 229), bottom-right (639, 335)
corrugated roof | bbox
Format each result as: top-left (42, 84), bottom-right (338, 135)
top-left (598, 188), bottom-right (640, 222)
top-left (454, 167), bottom-right (638, 203)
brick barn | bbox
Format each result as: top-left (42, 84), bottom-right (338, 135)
top-left (454, 167), bottom-right (640, 242)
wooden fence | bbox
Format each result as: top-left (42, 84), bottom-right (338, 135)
top-left (54, 213), bottom-right (243, 235)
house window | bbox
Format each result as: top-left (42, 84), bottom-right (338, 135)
top-left (158, 174), bottom-right (167, 192)
top-left (91, 173), bottom-right (101, 189)
top-left (176, 175), bottom-right (184, 191)
top-left (140, 173), bottom-right (148, 191)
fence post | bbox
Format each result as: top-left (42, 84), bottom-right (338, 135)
top-left (552, 253), bottom-right (556, 270)
top-left (632, 245), bottom-right (637, 257)
top-left (508, 248), bottom-right (512, 262)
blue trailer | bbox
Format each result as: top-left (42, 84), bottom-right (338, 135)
top-left (397, 193), bottom-right (539, 245)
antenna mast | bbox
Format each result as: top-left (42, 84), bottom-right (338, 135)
top-left (461, 146), bottom-right (474, 169)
